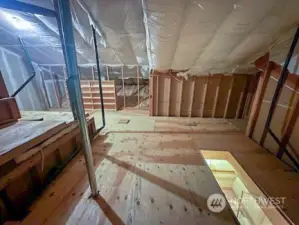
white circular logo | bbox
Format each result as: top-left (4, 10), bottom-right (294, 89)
top-left (207, 193), bottom-right (226, 213)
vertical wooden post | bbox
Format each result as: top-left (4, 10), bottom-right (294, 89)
top-left (106, 65), bottom-right (110, 81)
top-left (201, 76), bottom-right (208, 117)
top-left (63, 66), bottom-right (68, 95)
top-left (137, 66), bottom-right (140, 108)
top-left (177, 79), bottom-right (183, 117)
top-left (122, 66), bottom-right (126, 108)
top-left (155, 75), bottom-right (159, 116)
top-left (188, 77), bottom-right (195, 117)
top-left (149, 74), bottom-right (154, 116)
top-left (246, 62), bottom-right (273, 137)
top-left (91, 66), bottom-right (95, 80)
top-left (212, 76), bottom-right (221, 118)
top-left (40, 70), bottom-right (51, 108)
top-left (224, 76), bottom-right (234, 118)
top-left (167, 76), bottom-right (172, 116)
top-left (49, 66), bottom-right (61, 108)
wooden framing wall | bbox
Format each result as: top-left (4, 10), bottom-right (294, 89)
top-left (246, 60), bottom-right (299, 168)
top-left (149, 73), bottom-right (256, 118)
top-left (80, 80), bottom-right (118, 111)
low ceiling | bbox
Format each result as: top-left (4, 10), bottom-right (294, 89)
top-left (0, 0), bottom-right (299, 78)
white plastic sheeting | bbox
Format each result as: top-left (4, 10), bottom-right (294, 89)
top-left (0, 47), bottom-right (48, 110)
top-left (144, 0), bottom-right (299, 75)
top-left (1, 0), bottom-right (299, 77)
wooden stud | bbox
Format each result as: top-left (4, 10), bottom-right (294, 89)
top-left (121, 66), bottom-right (126, 108)
top-left (63, 66), bottom-right (68, 96)
top-left (106, 65), bottom-right (110, 81)
top-left (155, 75), bottom-right (159, 116)
top-left (137, 66), bottom-right (140, 108)
top-left (91, 67), bottom-right (95, 80)
top-left (246, 62), bottom-right (273, 137)
top-left (49, 66), bottom-right (60, 108)
top-left (242, 74), bottom-right (260, 118)
top-left (201, 77), bottom-right (208, 117)
top-left (212, 76), bottom-right (221, 118)
top-left (188, 77), bottom-right (195, 117)
top-left (41, 71), bottom-right (51, 108)
top-left (149, 75), bottom-right (154, 116)
top-left (168, 77), bottom-right (172, 116)
top-left (224, 76), bottom-right (235, 118)
top-left (177, 79), bottom-right (183, 117)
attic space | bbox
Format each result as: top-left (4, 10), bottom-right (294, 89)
top-left (1, 1), bottom-right (299, 225)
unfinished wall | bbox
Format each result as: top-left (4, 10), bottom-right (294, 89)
top-left (251, 69), bottom-right (299, 166)
top-left (0, 47), bottom-right (48, 111)
top-left (149, 73), bottom-right (256, 118)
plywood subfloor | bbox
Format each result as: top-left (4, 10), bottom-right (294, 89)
top-left (19, 111), bottom-right (299, 225)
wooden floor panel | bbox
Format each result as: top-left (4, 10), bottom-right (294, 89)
top-left (19, 112), bottom-right (299, 225)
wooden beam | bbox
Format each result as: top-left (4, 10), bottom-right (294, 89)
top-left (155, 75), bottom-right (159, 116)
top-left (246, 62), bottom-right (274, 137)
top-left (189, 77), bottom-right (195, 117)
top-left (243, 73), bottom-right (260, 118)
top-left (165, 77), bottom-right (171, 116)
top-left (121, 66), bottom-right (126, 108)
top-left (41, 71), bottom-right (51, 108)
top-left (177, 79), bottom-right (183, 117)
top-left (106, 65), bottom-right (110, 81)
top-left (149, 75), bottom-right (154, 116)
top-left (137, 66), bottom-right (140, 108)
top-left (91, 66), bottom-right (95, 80)
top-left (201, 77), bottom-right (208, 117)
top-left (49, 66), bottom-right (60, 108)
top-left (212, 76), bottom-right (221, 118)
top-left (168, 77), bottom-right (172, 116)
top-left (224, 76), bottom-right (234, 118)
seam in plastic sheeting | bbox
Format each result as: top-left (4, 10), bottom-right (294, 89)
top-left (141, 0), bottom-right (152, 70)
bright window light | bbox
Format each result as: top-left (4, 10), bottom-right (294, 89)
top-left (2, 11), bottom-right (33, 30)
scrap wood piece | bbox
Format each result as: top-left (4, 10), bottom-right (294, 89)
top-left (0, 123), bottom-right (79, 190)
top-left (0, 118), bottom-right (95, 190)
top-left (117, 119), bottom-right (130, 124)
top-left (14, 121), bottom-right (77, 164)
top-left (0, 97), bottom-right (21, 125)
top-left (0, 120), bottom-right (68, 166)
